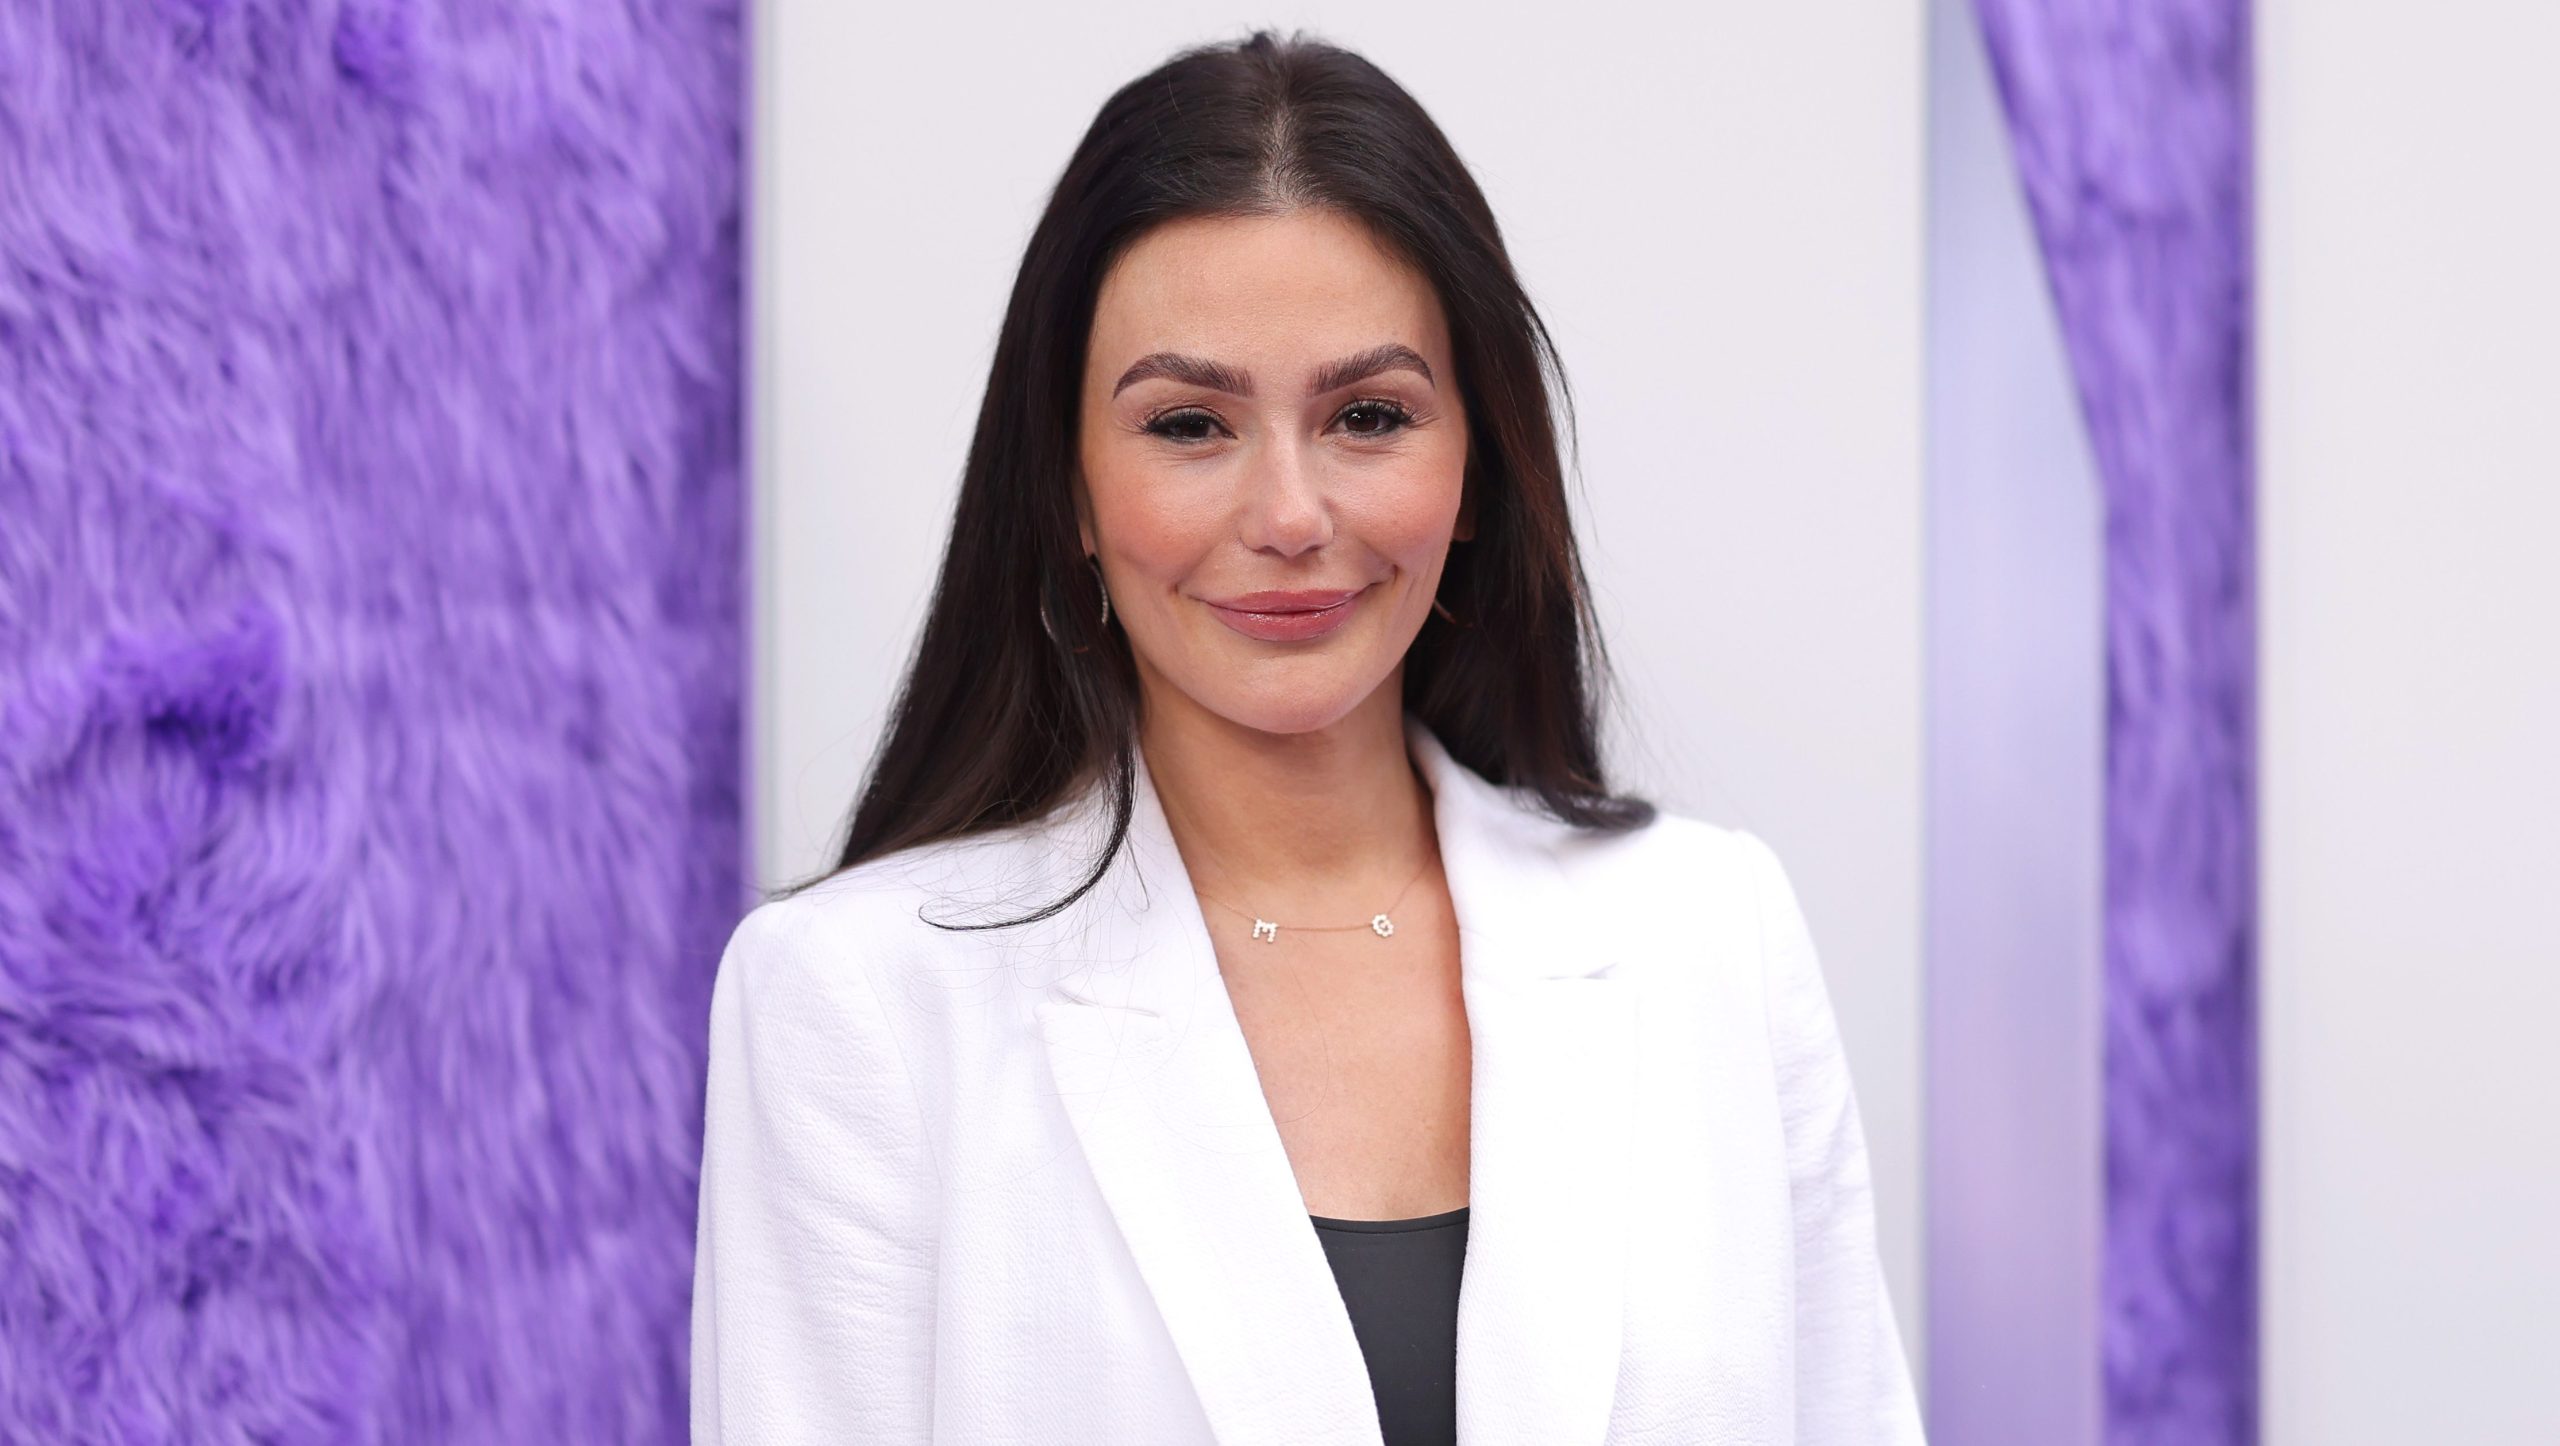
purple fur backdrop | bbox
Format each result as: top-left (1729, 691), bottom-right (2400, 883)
top-left (1969, 1), bottom-right (2257, 1440)
top-left (0, 1), bottom-right (744, 1441)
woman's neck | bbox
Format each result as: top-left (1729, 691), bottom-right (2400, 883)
top-left (1136, 686), bottom-right (1438, 915)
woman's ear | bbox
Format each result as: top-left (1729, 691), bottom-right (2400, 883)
top-left (1071, 468), bottom-right (1097, 556)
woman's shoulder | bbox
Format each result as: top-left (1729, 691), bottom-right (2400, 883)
top-left (1532, 799), bottom-right (1820, 987)
top-left (1542, 795), bottom-right (1784, 897)
top-left (718, 811), bottom-right (1097, 979)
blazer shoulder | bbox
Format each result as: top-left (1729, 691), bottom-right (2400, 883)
top-left (1544, 805), bottom-right (1811, 995)
top-left (1551, 799), bottom-right (1765, 897)
top-left (725, 814), bottom-right (1098, 978)
top-left (1643, 813), bottom-right (1819, 945)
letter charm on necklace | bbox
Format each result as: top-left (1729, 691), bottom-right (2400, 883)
top-left (1203, 854), bottom-right (1431, 946)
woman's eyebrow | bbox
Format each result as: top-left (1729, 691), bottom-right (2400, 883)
top-left (1309, 343), bottom-right (1435, 396)
top-left (1110, 343), bottom-right (1435, 399)
top-left (1111, 352), bottom-right (1254, 398)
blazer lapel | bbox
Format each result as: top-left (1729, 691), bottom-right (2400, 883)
top-left (1034, 714), bottom-right (1637, 1446)
top-left (1034, 749), bottom-right (1384, 1446)
top-left (1409, 717), bottom-right (1639, 1446)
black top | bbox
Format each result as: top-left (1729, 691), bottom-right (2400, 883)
top-left (1307, 1205), bottom-right (1470, 1446)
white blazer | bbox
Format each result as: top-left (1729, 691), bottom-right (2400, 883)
top-left (691, 712), bottom-right (1924, 1445)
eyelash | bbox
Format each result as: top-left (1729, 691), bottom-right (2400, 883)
top-left (1141, 398), bottom-right (1418, 445)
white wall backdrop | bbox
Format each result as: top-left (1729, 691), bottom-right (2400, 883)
top-left (754, 1), bottom-right (1928, 1371)
top-left (2258, 3), bottom-right (2560, 1440)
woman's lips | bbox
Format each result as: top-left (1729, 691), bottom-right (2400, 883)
top-left (1202, 586), bottom-right (1369, 642)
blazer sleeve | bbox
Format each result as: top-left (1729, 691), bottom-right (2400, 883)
top-left (1735, 830), bottom-right (1928, 1444)
top-left (691, 894), bottom-right (939, 1445)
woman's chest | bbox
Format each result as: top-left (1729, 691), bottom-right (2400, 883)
top-left (1209, 903), bottom-right (1474, 1221)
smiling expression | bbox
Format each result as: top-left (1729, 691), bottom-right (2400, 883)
top-left (1074, 207), bottom-right (1475, 736)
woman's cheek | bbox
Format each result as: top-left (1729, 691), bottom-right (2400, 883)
top-left (1348, 459), bottom-right (1468, 559)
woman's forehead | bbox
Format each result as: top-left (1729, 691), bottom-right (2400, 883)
top-left (1088, 211), bottom-right (1449, 370)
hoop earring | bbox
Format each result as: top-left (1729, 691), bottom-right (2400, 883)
top-left (1042, 556), bottom-right (1111, 656)
top-left (1432, 595), bottom-right (1463, 626)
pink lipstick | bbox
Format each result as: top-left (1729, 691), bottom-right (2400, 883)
top-left (1202, 586), bottom-right (1370, 642)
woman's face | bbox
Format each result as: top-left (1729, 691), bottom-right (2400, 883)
top-left (1076, 207), bottom-right (1474, 738)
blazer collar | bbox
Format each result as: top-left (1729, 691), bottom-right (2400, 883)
top-left (1035, 712), bottom-right (1638, 1446)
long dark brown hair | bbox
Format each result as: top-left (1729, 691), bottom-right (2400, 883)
top-left (778, 28), bottom-right (1655, 921)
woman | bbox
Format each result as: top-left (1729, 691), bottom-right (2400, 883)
top-left (691, 29), bottom-right (1923, 1446)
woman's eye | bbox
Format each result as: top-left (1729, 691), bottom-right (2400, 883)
top-left (1338, 400), bottom-right (1414, 438)
top-left (1143, 402), bottom-right (1413, 445)
top-left (1143, 409), bottom-right (1224, 444)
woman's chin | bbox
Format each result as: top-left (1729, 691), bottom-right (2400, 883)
top-left (1184, 674), bottom-right (1393, 740)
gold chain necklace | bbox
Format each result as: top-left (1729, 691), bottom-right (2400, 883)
top-left (1192, 853), bottom-right (1433, 944)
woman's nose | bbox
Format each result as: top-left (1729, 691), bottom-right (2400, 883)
top-left (1236, 436), bottom-right (1331, 556)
